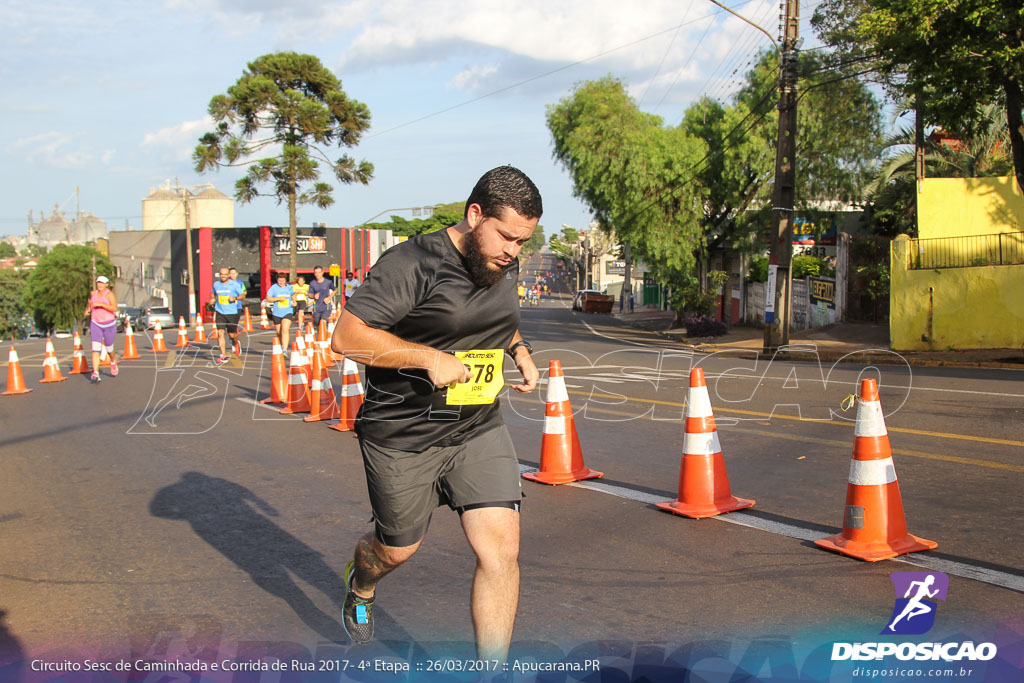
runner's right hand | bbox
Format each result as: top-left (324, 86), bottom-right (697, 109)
top-left (428, 351), bottom-right (472, 388)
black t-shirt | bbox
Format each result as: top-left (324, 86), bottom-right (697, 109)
top-left (344, 229), bottom-right (520, 450)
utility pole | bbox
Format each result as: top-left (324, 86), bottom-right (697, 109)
top-left (763, 0), bottom-right (799, 352)
top-left (172, 184), bottom-right (209, 326)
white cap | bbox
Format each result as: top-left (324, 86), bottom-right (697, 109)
top-left (96, 275), bottom-right (110, 284)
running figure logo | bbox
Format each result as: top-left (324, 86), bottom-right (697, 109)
top-left (883, 571), bottom-right (949, 635)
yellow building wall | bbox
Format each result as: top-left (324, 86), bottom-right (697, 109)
top-left (918, 176), bottom-right (1024, 239)
top-left (890, 235), bottom-right (1024, 350)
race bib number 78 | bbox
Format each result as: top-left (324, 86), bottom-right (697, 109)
top-left (446, 349), bottom-right (505, 405)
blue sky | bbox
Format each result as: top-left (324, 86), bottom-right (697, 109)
top-left (0, 0), bottom-right (824, 240)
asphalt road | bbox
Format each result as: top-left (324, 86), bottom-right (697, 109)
top-left (1, 251), bottom-right (1022, 680)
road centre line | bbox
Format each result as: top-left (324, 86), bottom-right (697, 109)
top-left (567, 389), bottom-right (1024, 449)
top-left (517, 463), bottom-right (1024, 594)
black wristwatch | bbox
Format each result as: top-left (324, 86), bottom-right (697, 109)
top-left (507, 340), bottom-right (533, 358)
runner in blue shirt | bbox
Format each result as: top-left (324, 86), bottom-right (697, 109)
top-left (265, 271), bottom-right (296, 350)
top-left (209, 266), bottom-right (245, 365)
top-left (308, 265), bottom-right (336, 328)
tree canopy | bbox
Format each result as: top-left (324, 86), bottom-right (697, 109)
top-left (23, 245), bottom-right (113, 332)
top-left (0, 270), bottom-right (29, 340)
top-left (812, 0), bottom-right (1024, 190)
top-left (680, 49), bottom-right (882, 252)
top-left (0, 242), bottom-right (16, 258)
top-left (547, 76), bottom-right (708, 298)
top-left (195, 52), bottom-right (374, 277)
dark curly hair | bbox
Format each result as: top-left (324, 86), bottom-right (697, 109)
top-left (464, 165), bottom-right (543, 221)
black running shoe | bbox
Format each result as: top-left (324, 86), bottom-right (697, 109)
top-left (342, 560), bottom-right (374, 644)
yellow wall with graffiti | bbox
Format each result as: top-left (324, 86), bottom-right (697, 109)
top-left (917, 176), bottom-right (1024, 239)
top-left (890, 176), bottom-right (1024, 350)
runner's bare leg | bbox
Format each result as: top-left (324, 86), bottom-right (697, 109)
top-left (461, 507), bottom-right (520, 661)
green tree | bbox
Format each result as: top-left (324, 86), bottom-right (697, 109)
top-left (195, 52), bottom-right (374, 278)
top-left (812, 0), bottom-right (1024, 191)
top-left (547, 76), bottom-right (708, 321)
top-left (0, 270), bottom-right (29, 340)
top-left (22, 244), bottom-right (46, 258)
top-left (0, 242), bottom-right (16, 258)
top-left (24, 245), bottom-right (113, 332)
top-left (680, 50), bottom-right (882, 254)
top-left (520, 226), bottom-right (546, 256)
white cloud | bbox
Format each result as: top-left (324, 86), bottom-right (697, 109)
top-left (6, 131), bottom-right (94, 168)
top-left (447, 64), bottom-right (498, 92)
top-left (141, 117), bottom-right (214, 161)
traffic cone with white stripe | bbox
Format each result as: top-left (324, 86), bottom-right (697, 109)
top-left (70, 330), bottom-right (91, 374)
top-left (280, 342), bottom-right (312, 415)
top-left (174, 316), bottom-right (189, 347)
top-left (40, 338), bottom-right (67, 383)
top-left (259, 306), bottom-right (272, 330)
top-left (121, 321), bottom-right (141, 360)
top-left (317, 320), bottom-right (335, 368)
top-left (304, 350), bottom-right (341, 422)
top-left (260, 336), bottom-right (288, 405)
top-left (815, 378), bottom-right (936, 561)
top-left (3, 346), bottom-right (31, 395)
top-left (150, 320), bottom-right (169, 353)
top-left (194, 314), bottom-right (208, 343)
top-left (329, 356), bottom-right (364, 433)
top-left (657, 368), bottom-right (754, 518)
top-left (242, 307), bottom-right (254, 333)
top-left (523, 360), bottom-right (603, 485)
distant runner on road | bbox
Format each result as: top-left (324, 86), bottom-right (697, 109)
top-left (209, 267), bottom-right (244, 365)
top-left (331, 165), bottom-right (542, 661)
top-left (83, 274), bottom-right (118, 383)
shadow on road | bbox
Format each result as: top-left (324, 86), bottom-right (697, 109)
top-left (149, 472), bottom-right (349, 642)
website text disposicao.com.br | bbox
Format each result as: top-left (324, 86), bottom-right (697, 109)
top-left (851, 665), bottom-right (978, 678)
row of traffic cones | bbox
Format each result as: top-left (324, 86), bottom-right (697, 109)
top-left (525, 360), bottom-right (936, 563)
top-left (260, 319), bottom-right (364, 432)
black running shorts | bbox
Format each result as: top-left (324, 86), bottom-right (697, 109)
top-left (215, 312), bottom-right (240, 333)
top-left (359, 424), bottom-right (522, 547)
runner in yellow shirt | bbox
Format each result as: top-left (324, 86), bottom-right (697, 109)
top-left (293, 275), bottom-right (310, 324)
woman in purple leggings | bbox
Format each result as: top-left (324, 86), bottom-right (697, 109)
top-left (83, 275), bottom-right (118, 383)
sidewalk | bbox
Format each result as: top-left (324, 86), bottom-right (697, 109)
top-left (609, 307), bottom-right (1024, 369)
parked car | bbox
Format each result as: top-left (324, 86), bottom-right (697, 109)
top-left (572, 288), bottom-right (603, 311)
top-left (117, 306), bottom-right (144, 332)
top-left (139, 306), bottom-right (176, 331)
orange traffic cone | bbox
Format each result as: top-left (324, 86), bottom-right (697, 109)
top-left (657, 368), bottom-right (754, 518)
top-left (317, 320), bottom-right (335, 368)
top-left (304, 323), bottom-right (315, 364)
top-left (304, 351), bottom-right (341, 422)
top-left (3, 346), bottom-right (32, 395)
top-left (70, 330), bottom-right (91, 374)
top-left (523, 360), bottom-right (603, 485)
top-left (280, 342), bottom-right (312, 415)
top-left (260, 336), bottom-right (289, 405)
top-left (121, 321), bottom-right (141, 360)
top-left (194, 315), bottom-right (208, 343)
top-left (150, 320), bottom-right (169, 353)
top-left (40, 338), bottom-right (67, 383)
top-left (242, 307), bottom-right (254, 333)
top-left (329, 356), bottom-right (364, 432)
top-left (815, 378), bottom-right (937, 561)
top-left (209, 315), bottom-right (220, 341)
top-left (259, 306), bottom-right (272, 330)
top-left (174, 316), bottom-right (190, 348)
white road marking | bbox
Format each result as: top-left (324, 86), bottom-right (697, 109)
top-left (518, 464), bottom-right (1024, 594)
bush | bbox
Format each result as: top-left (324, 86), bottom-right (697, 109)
top-left (684, 315), bottom-right (728, 338)
top-left (747, 256), bottom-right (769, 283)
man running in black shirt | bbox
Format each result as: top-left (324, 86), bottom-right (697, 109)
top-left (331, 166), bottom-right (541, 661)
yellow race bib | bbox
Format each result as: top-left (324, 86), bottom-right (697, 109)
top-left (275, 299), bottom-right (288, 308)
top-left (217, 295), bottom-right (231, 305)
top-left (446, 349), bottom-right (505, 405)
